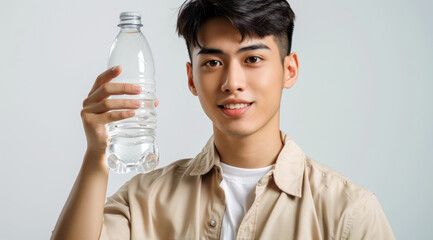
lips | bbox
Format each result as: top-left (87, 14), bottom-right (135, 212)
top-left (217, 98), bottom-right (254, 117)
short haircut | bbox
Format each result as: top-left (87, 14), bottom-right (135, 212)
top-left (176, 0), bottom-right (296, 64)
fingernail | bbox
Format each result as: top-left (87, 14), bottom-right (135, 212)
top-left (111, 66), bottom-right (118, 71)
top-left (133, 85), bottom-right (142, 92)
top-left (133, 100), bottom-right (142, 107)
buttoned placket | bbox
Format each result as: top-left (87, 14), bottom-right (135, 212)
top-left (235, 170), bottom-right (273, 240)
top-left (207, 166), bottom-right (226, 240)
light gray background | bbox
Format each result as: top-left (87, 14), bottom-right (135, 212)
top-left (0, 0), bottom-right (431, 239)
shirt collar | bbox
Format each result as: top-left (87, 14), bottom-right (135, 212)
top-left (190, 135), bottom-right (220, 176)
top-left (189, 131), bottom-right (305, 198)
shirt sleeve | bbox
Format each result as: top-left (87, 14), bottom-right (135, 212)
top-left (345, 193), bottom-right (395, 240)
top-left (99, 183), bottom-right (131, 240)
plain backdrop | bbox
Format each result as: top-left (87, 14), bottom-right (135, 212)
top-left (0, 0), bottom-right (432, 239)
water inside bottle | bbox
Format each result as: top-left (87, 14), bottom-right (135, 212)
top-left (106, 92), bottom-right (158, 173)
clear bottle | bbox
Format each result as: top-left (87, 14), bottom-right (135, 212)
top-left (105, 12), bottom-right (158, 173)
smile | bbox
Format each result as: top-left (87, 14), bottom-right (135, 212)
top-left (218, 103), bottom-right (253, 117)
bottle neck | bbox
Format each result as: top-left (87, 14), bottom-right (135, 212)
top-left (119, 25), bottom-right (142, 33)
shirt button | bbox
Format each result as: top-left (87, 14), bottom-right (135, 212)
top-left (209, 219), bottom-right (217, 227)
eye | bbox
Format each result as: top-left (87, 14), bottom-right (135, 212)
top-left (245, 56), bottom-right (262, 64)
top-left (204, 60), bottom-right (222, 67)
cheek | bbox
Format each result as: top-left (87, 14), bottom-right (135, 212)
top-left (193, 73), bottom-right (220, 114)
top-left (247, 66), bottom-right (284, 95)
top-left (194, 68), bottom-right (220, 91)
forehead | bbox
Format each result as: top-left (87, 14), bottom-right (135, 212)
top-left (193, 17), bottom-right (278, 55)
top-left (197, 18), bottom-right (242, 45)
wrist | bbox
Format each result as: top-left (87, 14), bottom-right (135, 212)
top-left (85, 147), bottom-right (106, 157)
top-left (82, 149), bottom-right (108, 173)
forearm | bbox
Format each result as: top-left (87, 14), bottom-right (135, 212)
top-left (51, 150), bottom-right (109, 240)
top-left (51, 65), bottom-right (145, 239)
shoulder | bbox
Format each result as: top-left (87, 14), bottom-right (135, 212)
top-left (304, 156), bottom-right (395, 239)
top-left (105, 158), bottom-right (196, 209)
top-left (305, 155), bottom-right (373, 202)
top-left (125, 158), bottom-right (195, 190)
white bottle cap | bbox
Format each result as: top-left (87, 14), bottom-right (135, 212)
top-left (118, 12), bottom-right (143, 27)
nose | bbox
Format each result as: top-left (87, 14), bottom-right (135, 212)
top-left (221, 61), bottom-right (246, 93)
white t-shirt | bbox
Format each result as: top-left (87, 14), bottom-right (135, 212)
top-left (219, 162), bottom-right (274, 240)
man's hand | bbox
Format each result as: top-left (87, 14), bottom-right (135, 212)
top-left (81, 65), bottom-right (159, 156)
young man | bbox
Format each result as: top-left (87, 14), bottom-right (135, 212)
top-left (52, 0), bottom-right (395, 239)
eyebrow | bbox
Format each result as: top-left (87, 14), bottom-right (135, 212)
top-left (197, 43), bottom-right (270, 55)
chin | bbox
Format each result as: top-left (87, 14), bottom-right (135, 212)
top-left (214, 122), bottom-right (259, 138)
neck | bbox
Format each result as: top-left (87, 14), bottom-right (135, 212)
top-left (213, 116), bottom-right (283, 169)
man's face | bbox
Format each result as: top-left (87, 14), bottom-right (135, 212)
top-left (186, 18), bottom-right (298, 138)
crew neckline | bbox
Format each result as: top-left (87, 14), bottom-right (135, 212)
top-left (219, 161), bottom-right (273, 181)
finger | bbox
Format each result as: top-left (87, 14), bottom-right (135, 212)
top-left (84, 83), bottom-right (142, 106)
top-left (100, 110), bottom-right (136, 124)
top-left (154, 98), bottom-right (159, 107)
top-left (88, 66), bottom-right (122, 97)
top-left (85, 99), bottom-right (142, 114)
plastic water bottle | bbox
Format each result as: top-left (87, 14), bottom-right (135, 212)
top-left (105, 12), bottom-right (158, 173)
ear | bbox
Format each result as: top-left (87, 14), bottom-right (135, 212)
top-left (283, 52), bottom-right (299, 89)
top-left (186, 62), bottom-right (198, 96)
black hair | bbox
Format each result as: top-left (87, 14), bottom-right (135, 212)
top-left (176, 0), bottom-right (295, 63)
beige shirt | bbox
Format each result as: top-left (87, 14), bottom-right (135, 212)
top-left (99, 131), bottom-right (395, 240)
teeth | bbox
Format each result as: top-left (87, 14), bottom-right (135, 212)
top-left (223, 103), bottom-right (250, 109)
